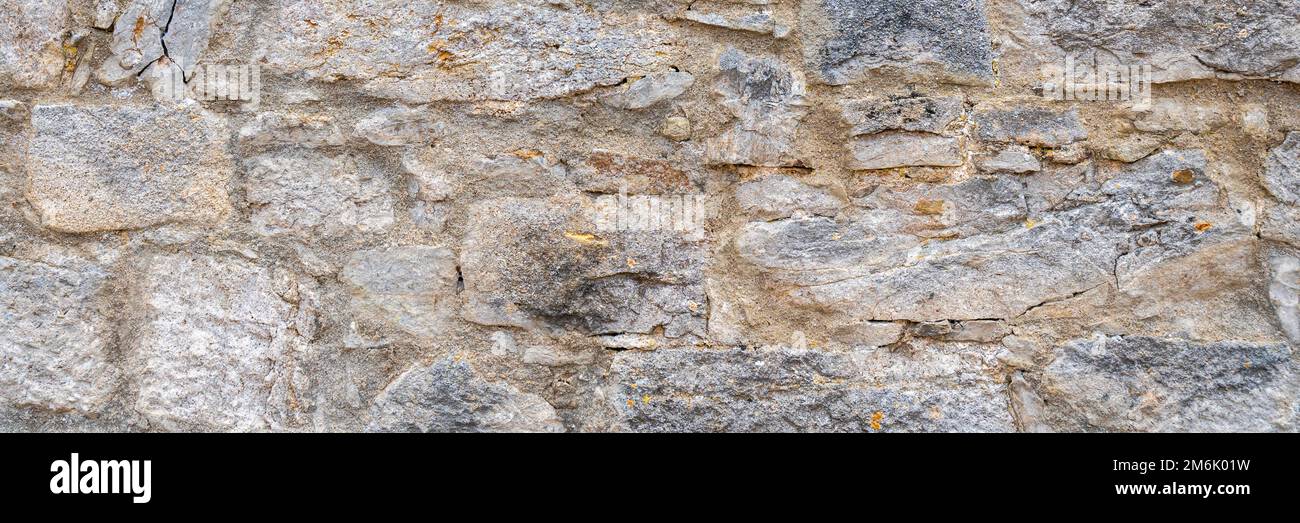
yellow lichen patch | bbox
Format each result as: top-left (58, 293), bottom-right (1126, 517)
top-left (1171, 169), bottom-right (1196, 184)
top-left (563, 231), bottom-right (608, 246)
top-left (1194, 221), bottom-right (1213, 233)
top-left (914, 199), bottom-right (945, 215)
top-left (641, 395), bottom-right (651, 405)
top-left (870, 411), bottom-right (884, 431)
top-left (1024, 218), bottom-right (1039, 229)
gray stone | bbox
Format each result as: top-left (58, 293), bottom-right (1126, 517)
top-left (353, 106), bottom-right (445, 146)
top-left (706, 49), bottom-right (808, 167)
top-left (738, 149), bottom-right (1239, 323)
top-left (0, 0), bottom-right (67, 88)
top-left (848, 132), bottom-right (964, 170)
top-left (266, 0), bottom-right (674, 103)
top-left (602, 71), bottom-right (694, 110)
top-left (840, 95), bottom-right (963, 136)
top-left (979, 146), bottom-right (1041, 174)
top-left (460, 197), bottom-right (706, 338)
top-left (1033, 336), bottom-right (1297, 432)
top-left (974, 106), bottom-right (1088, 147)
top-left (1103, 134), bottom-right (1163, 163)
top-left (734, 175), bottom-right (842, 219)
top-left (26, 103), bottom-right (233, 233)
top-left (238, 112), bottom-right (346, 149)
top-left (1133, 99), bottom-right (1226, 134)
top-left (97, 0), bottom-right (230, 86)
top-left (340, 246), bottom-right (459, 338)
top-left (367, 358), bottom-right (563, 433)
top-left (0, 254), bottom-right (115, 414)
top-left (801, 0), bottom-right (994, 85)
top-left (1263, 132), bottom-right (1300, 205)
top-left (244, 150), bottom-right (395, 239)
top-left (607, 345), bottom-right (1015, 432)
top-left (127, 254), bottom-right (298, 431)
top-left (1016, 0), bottom-right (1300, 84)
top-left (682, 5), bottom-right (790, 38)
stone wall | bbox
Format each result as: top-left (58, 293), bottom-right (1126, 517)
top-left (1, 0), bottom-right (1297, 432)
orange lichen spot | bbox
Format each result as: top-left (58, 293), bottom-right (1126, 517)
top-left (626, 257), bottom-right (637, 269)
top-left (512, 149), bottom-right (544, 160)
top-left (1194, 221), bottom-right (1213, 233)
top-left (1171, 169), bottom-right (1196, 184)
top-left (870, 411), bottom-right (884, 431)
top-left (132, 16), bottom-right (146, 44)
top-left (914, 199), bottom-right (945, 215)
top-left (303, 19), bottom-right (318, 28)
top-left (626, 399), bottom-right (635, 408)
top-left (563, 232), bottom-right (607, 246)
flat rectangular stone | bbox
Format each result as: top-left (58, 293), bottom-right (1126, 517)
top-left (26, 104), bottom-right (233, 233)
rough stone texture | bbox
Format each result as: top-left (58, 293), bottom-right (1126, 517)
top-left (0, 0), bottom-right (67, 89)
top-left (1015, 0), bottom-right (1300, 84)
top-left (2, 1), bottom-right (1299, 433)
top-left (801, 0), bottom-right (994, 85)
top-left (368, 358), bottom-right (563, 433)
top-left (0, 253), bottom-right (115, 414)
top-left (340, 246), bottom-right (458, 339)
top-left (126, 254), bottom-right (299, 432)
top-left (244, 150), bottom-right (395, 240)
top-left (266, 0), bottom-right (676, 103)
top-left (608, 345), bottom-right (1014, 432)
top-left (26, 103), bottom-right (233, 233)
top-left (1031, 336), bottom-right (1297, 432)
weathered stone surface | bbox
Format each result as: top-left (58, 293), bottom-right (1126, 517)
top-left (0, 253), bottom-right (115, 414)
top-left (1263, 132), bottom-right (1300, 205)
top-left (738, 150), bottom-right (1239, 323)
top-left (461, 197), bottom-right (706, 338)
top-left (267, 0), bottom-right (674, 103)
top-left (368, 358), bottom-right (563, 433)
top-left (841, 95), bottom-right (963, 137)
top-left (682, 3), bottom-right (790, 38)
top-left (571, 151), bottom-right (692, 194)
top-left (974, 106), bottom-right (1088, 147)
top-left (848, 132), bottom-right (963, 170)
top-left (801, 0), bottom-right (993, 85)
top-left (127, 254), bottom-right (297, 431)
top-left (353, 106), bottom-right (445, 146)
top-left (707, 49), bottom-right (808, 166)
top-left (1033, 336), bottom-right (1297, 432)
top-left (238, 112), bottom-right (346, 149)
top-left (1016, 0), bottom-right (1300, 84)
top-left (26, 103), bottom-right (233, 233)
top-left (608, 346), bottom-right (1014, 432)
top-left (602, 71), bottom-right (694, 110)
top-left (340, 246), bottom-right (458, 338)
top-left (735, 175), bottom-right (841, 219)
top-left (979, 146), bottom-right (1041, 173)
top-left (97, 0), bottom-right (230, 86)
top-left (244, 150), bottom-right (395, 239)
top-left (0, 0), bottom-right (67, 88)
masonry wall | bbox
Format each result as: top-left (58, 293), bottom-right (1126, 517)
top-left (1, 0), bottom-right (1297, 432)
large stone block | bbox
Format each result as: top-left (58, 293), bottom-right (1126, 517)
top-left (1033, 336), bottom-right (1297, 432)
top-left (266, 0), bottom-right (674, 102)
top-left (244, 150), bottom-right (395, 240)
top-left (0, 254), bottom-right (115, 414)
top-left (127, 254), bottom-right (297, 431)
top-left (26, 104), bottom-right (233, 233)
top-left (801, 0), bottom-right (994, 85)
top-left (367, 358), bottom-right (563, 433)
top-left (0, 0), bottom-right (67, 88)
top-left (608, 345), bottom-right (1014, 432)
